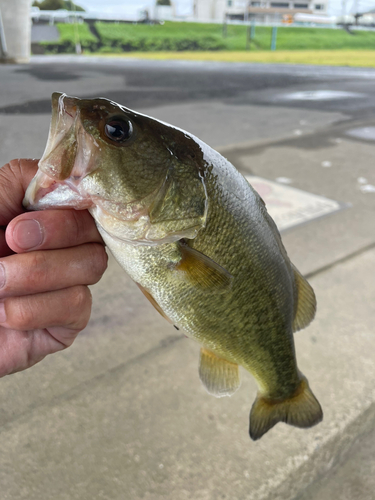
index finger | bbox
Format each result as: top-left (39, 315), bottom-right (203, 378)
top-left (6, 209), bottom-right (103, 253)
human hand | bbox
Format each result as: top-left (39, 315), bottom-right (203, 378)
top-left (0, 159), bottom-right (108, 377)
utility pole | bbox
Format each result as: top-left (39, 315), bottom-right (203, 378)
top-left (0, 0), bottom-right (30, 63)
top-left (341, 0), bottom-right (347, 19)
top-left (72, 1), bottom-right (81, 54)
top-left (0, 6), bottom-right (8, 60)
top-left (354, 0), bottom-right (360, 24)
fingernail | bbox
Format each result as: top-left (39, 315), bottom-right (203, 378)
top-left (0, 263), bottom-right (5, 290)
top-left (13, 219), bottom-right (43, 250)
top-left (0, 302), bottom-right (6, 323)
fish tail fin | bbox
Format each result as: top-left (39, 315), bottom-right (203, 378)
top-left (249, 377), bottom-right (323, 441)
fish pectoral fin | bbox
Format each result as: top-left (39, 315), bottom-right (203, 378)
top-left (135, 282), bottom-right (173, 324)
top-left (175, 241), bottom-right (233, 293)
top-left (292, 265), bottom-right (317, 333)
top-left (249, 377), bottom-right (323, 441)
top-left (199, 348), bottom-right (240, 398)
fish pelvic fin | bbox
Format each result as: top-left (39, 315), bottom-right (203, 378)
top-left (249, 377), bottom-right (323, 441)
top-left (135, 282), bottom-right (173, 324)
top-left (292, 265), bottom-right (317, 333)
top-left (199, 348), bottom-right (240, 398)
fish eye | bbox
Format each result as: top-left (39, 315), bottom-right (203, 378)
top-left (104, 119), bottom-right (133, 143)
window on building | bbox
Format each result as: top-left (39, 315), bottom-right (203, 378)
top-left (314, 4), bottom-right (324, 9)
top-left (271, 2), bottom-right (290, 7)
top-left (227, 0), bottom-right (233, 6)
top-left (251, 1), bottom-right (261, 5)
top-left (294, 3), bottom-right (309, 7)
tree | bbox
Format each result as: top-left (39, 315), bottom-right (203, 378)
top-left (156, 0), bottom-right (171, 5)
top-left (32, 0), bottom-right (85, 11)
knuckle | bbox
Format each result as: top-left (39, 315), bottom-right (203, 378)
top-left (8, 297), bottom-right (35, 330)
top-left (70, 209), bottom-right (87, 244)
top-left (70, 285), bottom-right (92, 329)
top-left (86, 244), bottom-right (108, 282)
top-left (0, 162), bottom-right (19, 193)
top-left (5, 159), bottom-right (21, 178)
top-left (72, 285), bottom-right (91, 308)
top-left (26, 252), bottom-right (49, 289)
top-left (31, 250), bottom-right (48, 269)
top-left (8, 159), bottom-right (21, 172)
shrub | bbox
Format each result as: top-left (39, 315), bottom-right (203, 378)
top-left (37, 20), bottom-right (375, 54)
top-left (98, 46), bottom-right (123, 53)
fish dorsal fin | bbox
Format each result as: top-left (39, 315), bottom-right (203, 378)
top-left (135, 282), bottom-right (172, 324)
top-left (199, 348), bottom-right (240, 398)
top-left (175, 241), bottom-right (233, 292)
top-left (292, 266), bottom-right (317, 333)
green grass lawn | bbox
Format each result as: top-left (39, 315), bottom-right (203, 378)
top-left (57, 23), bottom-right (98, 45)
top-left (39, 21), bottom-right (375, 55)
top-left (42, 23), bottom-right (99, 53)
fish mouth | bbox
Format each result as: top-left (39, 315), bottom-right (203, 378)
top-left (23, 93), bottom-right (100, 211)
top-left (23, 169), bottom-right (94, 211)
top-left (37, 92), bottom-right (101, 180)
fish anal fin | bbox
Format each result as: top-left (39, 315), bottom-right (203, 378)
top-left (292, 265), bottom-right (317, 333)
top-left (176, 241), bottom-right (233, 293)
top-left (249, 377), bottom-right (323, 441)
top-left (199, 348), bottom-right (240, 398)
top-left (135, 282), bottom-right (172, 324)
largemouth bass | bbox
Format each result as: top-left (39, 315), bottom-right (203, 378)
top-left (24, 93), bottom-right (323, 440)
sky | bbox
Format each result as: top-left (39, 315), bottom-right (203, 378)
top-left (76, 0), bottom-right (375, 18)
top-left (77, 0), bottom-right (192, 18)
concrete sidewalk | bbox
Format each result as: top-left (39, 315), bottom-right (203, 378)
top-left (1, 114), bottom-right (374, 500)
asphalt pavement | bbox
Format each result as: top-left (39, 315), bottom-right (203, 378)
top-left (0, 56), bottom-right (375, 500)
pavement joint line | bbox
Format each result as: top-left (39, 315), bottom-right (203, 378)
top-left (288, 401), bottom-right (375, 500)
top-left (0, 333), bottom-right (183, 433)
top-left (218, 116), bottom-right (375, 160)
top-left (304, 241), bottom-right (375, 281)
top-left (295, 407), bottom-right (375, 500)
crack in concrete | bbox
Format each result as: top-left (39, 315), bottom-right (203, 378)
top-left (0, 333), bottom-right (184, 433)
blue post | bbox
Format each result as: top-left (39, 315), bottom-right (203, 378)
top-left (223, 18), bottom-right (227, 38)
top-left (271, 26), bottom-right (277, 51)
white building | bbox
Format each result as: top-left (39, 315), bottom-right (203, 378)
top-left (226, 0), bottom-right (251, 20)
top-left (246, 0), bottom-right (329, 24)
top-left (193, 0), bottom-right (227, 22)
top-left (154, 3), bottom-right (176, 21)
top-left (193, 0), bottom-right (329, 23)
